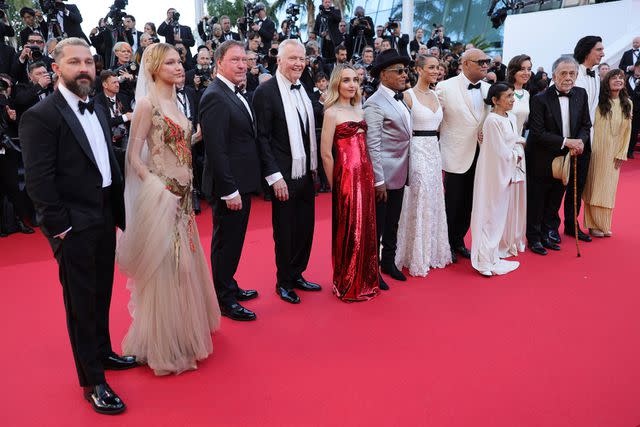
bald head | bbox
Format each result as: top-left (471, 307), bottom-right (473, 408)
top-left (461, 48), bottom-right (490, 83)
top-left (633, 37), bottom-right (640, 49)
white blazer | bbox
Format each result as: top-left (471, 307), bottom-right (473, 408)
top-left (435, 74), bottom-right (490, 174)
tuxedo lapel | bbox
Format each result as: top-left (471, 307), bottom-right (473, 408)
top-left (53, 91), bottom-right (98, 169)
top-left (381, 89), bottom-right (411, 135)
top-left (215, 78), bottom-right (254, 133)
top-left (458, 76), bottom-right (479, 122)
top-left (547, 90), bottom-right (564, 135)
top-left (568, 89), bottom-right (580, 137)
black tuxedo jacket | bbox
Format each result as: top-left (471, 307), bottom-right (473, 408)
top-left (384, 34), bottom-right (410, 57)
top-left (57, 4), bottom-right (89, 43)
top-left (199, 77), bottom-right (262, 199)
top-left (252, 77), bottom-right (312, 184)
top-left (10, 54), bottom-right (54, 83)
top-left (257, 18), bottom-right (276, 54)
top-left (93, 92), bottom-right (132, 128)
top-left (158, 22), bottom-right (195, 47)
top-left (13, 82), bottom-right (52, 121)
top-left (619, 48), bottom-right (638, 74)
top-left (0, 43), bottom-right (15, 76)
top-left (19, 22), bottom-right (49, 47)
top-left (19, 90), bottom-right (125, 237)
top-left (527, 86), bottom-right (592, 177)
top-left (627, 78), bottom-right (640, 119)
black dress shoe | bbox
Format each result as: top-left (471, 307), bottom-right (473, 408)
top-left (236, 288), bottom-right (259, 301)
top-left (380, 263), bottom-right (407, 281)
top-left (221, 303), bottom-right (257, 321)
top-left (454, 245), bottom-right (471, 259)
top-left (102, 352), bottom-right (137, 370)
top-left (84, 383), bottom-right (126, 415)
top-left (547, 230), bottom-right (561, 244)
top-left (450, 249), bottom-right (458, 263)
top-left (528, 242), bottom-right (548, 255)
top-left (193, 190), bottom-right (201, 215)
top-left (294, 277), bottom-right (322, 291)
top-left (541, 239), bottom-right (560, 251)
top-left (565, 228), bottom-right (592, 242)
top-left (263, 193), bottom-right (272, 201)
top-left (319, 185), bottom-right (331, 193)
top-left (378, 273), bottom-right (389, 291)
top-left (276, 286), bottom-right (300, 304)
top-left (17, 219), bottom-right (35, 234)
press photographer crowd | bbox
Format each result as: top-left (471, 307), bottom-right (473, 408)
top-left (0, 0), bottom-right (639, 241)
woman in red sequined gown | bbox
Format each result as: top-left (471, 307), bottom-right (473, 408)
top-left (116, 44), bottom-right (220, 375)
top-left (321, 65), bottom-right (379, 302)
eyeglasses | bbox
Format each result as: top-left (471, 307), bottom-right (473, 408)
top-left (384, 67), bottom-right (409, 75)
top-left (28, 40), bottom-right (44, 45)
top-left (470, 59), bottom-right (491, 67)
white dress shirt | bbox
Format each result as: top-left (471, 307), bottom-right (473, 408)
top-left (461, 72), bottom-right (484, 119)
top-left (557, 92), bottom-right (571, 139)
top-left (106, 94), bottom-right (128, 122)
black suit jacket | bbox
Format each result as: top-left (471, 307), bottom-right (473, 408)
top-left (10, 54), bottom-right (54, 83)
top-left (90, 28), bottom-right (134, 69)
top-left (527, 86), bottom-right (592, 177)
top-left (158, 22), bottom-right (195, 47)
top-left (56, 4), bottom-right (89, 43)
top-left (257, 18), bottom-right (276, 54)
top-left (93, 92), bottom-right (132, 128)
top-left (199, 77), bottom-right (262, 199)
top-left (385, 34), bottom-right (410, 57)
top-left (619, 48), bottom-right (638, 74)
top-left (19, 23), bottom-right (49, 47)
top-left (627, 77), bottom-right (640, 122)
top-left (19, 90), bottom-right (125, 237)
top-left (314, 7), bottom-right (342, 48)
top-left (252, 77), bottom-right (312, 184)
top-left (0, 43), bottom-right (15, 76)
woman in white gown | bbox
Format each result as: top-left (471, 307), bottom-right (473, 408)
top-left (471, 83), bottom-right (524, 276)
top-left (499, 54), bottom-right (532, 257)
top-left (395, 55), bottom-right (452, 277)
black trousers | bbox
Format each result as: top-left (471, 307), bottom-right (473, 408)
top-left (628, 122), bottom-right (639, 157)
top-left (444, 148), bottom-right (479, 248)
top-left (562, 153), bottom-right (590, 231)
top-left (49, 190), bottom-right (115, 387)
top-left (271, 174), bottom-right (315, 290)
top-left (376, 187), bottom-right (404, 266)
top-left (526, 175), bottom-right (565, 245)
top-left (211, 194), bottom-right (251, 307)
top-left (0, 150), bottom-right (29, 219)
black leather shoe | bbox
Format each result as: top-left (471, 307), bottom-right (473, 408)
top-left (547, 230), bottom-right (561, 244)
top-left (565, 228), bottom-right (592, 242)
top-left (378, 273), bottom-right (389, 291)
top-left (294, 277), bottom-right (322, 291)
top-left (263, 193), bottom-right (272, 201)
top-left (318, 185), bottom-right (331, 193)
top-left (193, 190), bottom-right (201, 215)
top-left (380, 263), bottom-right (407, 281)
top-left (450, 249), bottom-right (458, 263)
top-left (102, 352), bottom-right (137, 370)
top-left (236, 288), bottom-right (259, 301)
top-left (541, 239), bottom-right (560, 251)
top-left (528, 242), bottom-right (547, 255)
top-left (84, 383), bottom-right (126, 415)
top-left (454, 245), bottom-right (471, 259)
top-left (17, 219), bottom-right (35, 234)
top-left (221, 303), bottom-right (257, 321)
top-left (276, 286), bottom-right (301, 304)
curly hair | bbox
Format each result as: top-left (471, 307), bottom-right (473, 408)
top-left (598, 68), bottom-right (632, 119)
top-left (573, 36), bottom-right (602, 64)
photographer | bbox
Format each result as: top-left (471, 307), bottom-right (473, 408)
top-left (11, 33), bottom-right (53, 84)
top-left (13, 62), bottom-right (52, 121)
top-left (175, 42), bottom-right (194, 71)
top-left (109, 41), bottom-right (137, 98)
top-left (249, 3), bottom-right (276, 55)
top-left (278, 20), bottom-right (299, 42)
top-left (124, 15), bottom-right (143, 54)
top-left (426, 24), bottom-right (450, 51)
top-left (40, 0), bottom-right (89, 42)
top-left (245, 50), bottom-right (261, 92)
top-left (90, 14), bottom-right (134, 69)
top-left (349, 6), bottom-right (374, 58)
top-left (220, 16), bottom-right (240, 42)
top-left (158, 8), bottom-right (195, 49)
top-left (0, 3), bottom-right (14, 40)
top-left (186, 46), bottom-right (214, 92)
top-left (383, 19), bottom-right (410, 57)
top-left (314, 0), bottom-right (341, 59)
top-left (409, 28), bottom-right (424, 59)
top-left (19, 7), bottom-right (49, 47)
top-left (488, 54), bottom-right (506, 81)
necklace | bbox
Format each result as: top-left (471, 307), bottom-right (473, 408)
top-left (514, 89), bottom-right (525, 100)
top-left (414, 85), bottom-right (431, 94)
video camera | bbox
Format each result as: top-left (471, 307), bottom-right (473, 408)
top-left (283, 3), bottom-right (300, 39)
top-left (171, 10), bottom-right (181, 30)
top-left (113, 61), bottom-right (137, 75)
top-left (39, 0), bottom-right (66, 18)
top-left (195, 64), bottom-right (213, 87)
top-left (106, 0), bottom-right (128, 26)
top-left (386, 17), bottom-right (399, 32)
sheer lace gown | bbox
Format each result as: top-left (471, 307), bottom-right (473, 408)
top-left (395, 89), bottom-right (452, 277)
top-left (117, 106), bottom-right (220, 375)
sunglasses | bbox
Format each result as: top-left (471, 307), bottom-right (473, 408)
top-left (470, 59), bottom-right (491, 66)
top-left (385, 67), bottom-right (409, 75)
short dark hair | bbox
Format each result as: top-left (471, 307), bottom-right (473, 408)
top-left (334, 45), bottom-right (347, 55)
top-left (506, 54), bottom-right (531, 84)
top-left (215, 40), bottom-right (245, 64)
top-left (314, 72), bottom-right (328, 83)
top-left (197, 45), bottom-right (209, 53)
top-left (100, 70), bottom-right (118, 82)
top-left (573, 35), bottom-right (602, 64)
top-left (19, 7), bottom-right (35, 17)
top-left (484, 82), bottom-right (514, 106)
top-left (28, 61), bottom-right (47, 74)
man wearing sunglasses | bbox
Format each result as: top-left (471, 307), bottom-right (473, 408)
top-left (435, 48), bottom-right (491, 263)
top-left (363, 49), bottom-right (412, 290)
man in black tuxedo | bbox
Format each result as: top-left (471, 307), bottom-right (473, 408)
top-left (314, 0), bottom-right (342, 60)
top-left (618, 36), bottom-right (639, 75)
top-left (19, 37), bottom-right (136, 415)
top-left (220, 15), bottom-right (241, 42)
top-left (384, 21), bottom-right (410, 58)
top-left (349, 6), bottom-right (374, 58)
top-left (11, 33), bottom-right (53, 84)
top-left (253, 39), bottom-right (322, 304)
top-left (158, 8), bottom-right (195, 49)
top-left (0, 41), bottom-right (15, 76)
top-left (199, 41), bottom-right (261, 321)
top-left (626, 61), bottom-right (640, 158)
top-left (19, 7), bottom-right (49, 46)
top-left (526, 55), bottom-right (592, 255)
top-left (426, 25), bottom-right (451, 52)
top-left (47, 1), bottom-right (89, 42)
top-left (250, 3), bottom-right (276, 55)
top-left (124, 15), bottom-right (143, 55)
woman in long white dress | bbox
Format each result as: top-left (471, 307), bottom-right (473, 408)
top-left (395, 55), bottom-right (452, 277)
top-left (499, 54), bottom-right (532, 257)
top-left (471, 83), bottom-right (524, 276)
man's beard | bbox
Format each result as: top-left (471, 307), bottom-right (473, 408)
top-left (63, 73), bottom-right (93, 98)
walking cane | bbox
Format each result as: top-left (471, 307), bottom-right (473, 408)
top-left (573, 155), bottom-right (581, 257)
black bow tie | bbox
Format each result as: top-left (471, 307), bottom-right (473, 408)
top-left (585, 68), bottom-right (596, 78)
top-left (393, 92), bottom-right (404, 101)
top-left (78, 99), bottom-right (95, 115)
top-left (234, 85), bottom-right (242, 94)
top-left (557, 90), bottom-right (572, 98)
top-left (467, 82), bottom-right (481, 90)
top-left (290, 84), bottom-right (301, 91)
top-left (176, 88), bottom-right (185, 95)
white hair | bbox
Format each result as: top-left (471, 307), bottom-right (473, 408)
top-left (278, 39), bottom-right (305, 58)
top-left (551, 55), bottom-right (579, 74)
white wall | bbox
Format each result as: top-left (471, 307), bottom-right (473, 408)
top-left (502, 0), bottom-right (639, 73)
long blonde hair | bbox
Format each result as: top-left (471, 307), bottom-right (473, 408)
top-left (324, 64), bottom-right (362, 110)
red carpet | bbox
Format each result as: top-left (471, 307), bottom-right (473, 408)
top-left (2, 161), bottom-right (640, 427)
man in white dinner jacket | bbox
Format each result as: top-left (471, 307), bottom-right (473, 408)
top-left (435, 48), bottom-right (491, 262)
